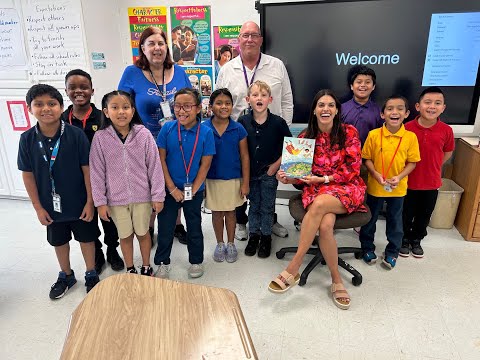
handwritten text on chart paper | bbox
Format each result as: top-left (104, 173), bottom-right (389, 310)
top-left (23, 0), bottom-right (87, 80)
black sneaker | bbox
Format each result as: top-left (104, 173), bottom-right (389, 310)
top-left (85, 270), bottom-right (100, 293)
top-left (174, 224), bottom-right (187, 245)
top-left (244, 233), bottom-right (260, 256)
top-left (411, 241), bottom-right (424, 258)
top-left (106, 247), bottom-right (125, 271)
top-left (399, 239), bottom-right (410, 258)
top-left (49, 270), bottom-right (77, 299)
top-left (126, 266), bottom-right (138, 274)
top-left (95, 248), bottom-right (106, 275)
top-left (140, 265), bottom-right (154, 276)
top-left (258, 235), bottom-right (272, 258)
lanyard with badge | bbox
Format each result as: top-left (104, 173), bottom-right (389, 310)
top-left (68, 107), bottom-right (92, 129)
top-left (380, 127), bottom-right (403, 192)
top-left (177, 121), bottom-right (200, 200)
top-left (35, 121), bottom-right (65, 212)
top-left (149, 67), bottom-right (173, 125)
top-left (240, 53), bottom-right (262, 116)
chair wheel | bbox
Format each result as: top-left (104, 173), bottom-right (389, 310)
top-left (294, 220), bottom-right (301, 231)
top-left (354, 252), bottom-right (362, 259)
top-left (276, 251), bottom-right (285, 259)
top-left (352, 276), bottom-right (362, 286)
top-left (320, 260), bottom-right (326, 266)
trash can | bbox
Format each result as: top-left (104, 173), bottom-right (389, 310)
top-left (429, 178), bottom-right (464, 229)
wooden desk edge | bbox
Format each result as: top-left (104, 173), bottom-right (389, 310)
top-left (60, 275), bottom-right (258, 359)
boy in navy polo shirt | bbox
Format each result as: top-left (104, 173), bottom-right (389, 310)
top-left (238, 80), bottom-right (292, 258)
top-left (341, 66), bottom-right (383, 146)
top-left (154, 88), bottom-right (215, 279)
top-left (62, 69), bottom-right (124, 274)
top-left (18, 84), bottom-right (100, 299)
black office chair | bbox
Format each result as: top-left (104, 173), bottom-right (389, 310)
top-left (276, 168), bottom-right (371, 287)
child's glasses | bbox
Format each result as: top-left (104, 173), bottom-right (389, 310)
top-left (173, 104), bottom-right (196, 112)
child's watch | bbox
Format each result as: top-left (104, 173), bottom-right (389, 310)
top-left (324, 175), bottom-right (330, 184)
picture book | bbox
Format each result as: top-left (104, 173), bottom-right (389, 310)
top-left (280, 137), bottom-right (315, 178)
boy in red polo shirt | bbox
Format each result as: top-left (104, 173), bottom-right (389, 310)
top-left (401, 87), bottom-right (455, 258)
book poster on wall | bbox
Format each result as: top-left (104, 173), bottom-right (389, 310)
top-left (128, 7), bottom-right (168, 64)
top-left (23, 0), bottom-right (87, 80)
top-left (170, 6), bottom-right (212, 66)
top-left (213, 25), bottom-right (240, 82)
top-left (213, 25), bottom-right (240, 59)
top-left (185, 66), bottom-right (213, 118)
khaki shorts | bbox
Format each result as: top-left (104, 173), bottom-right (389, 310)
top-left (110, 202), bottom-right (151, 239)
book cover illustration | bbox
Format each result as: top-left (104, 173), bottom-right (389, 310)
top-left (280, 137), bottom-right (315, 178)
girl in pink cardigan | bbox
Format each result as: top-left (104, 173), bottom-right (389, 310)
top-left (90, 90), bottom-right (166, 276)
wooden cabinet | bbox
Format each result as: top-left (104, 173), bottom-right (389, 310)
top-left (452, 139), bottom-right (480, 241)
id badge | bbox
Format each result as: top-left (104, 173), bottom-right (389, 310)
top-left (52, 193), bottom-right (62, 213)
top-left (160, 101), bottom-right (173, 121)
top-left (384, 184), bottom-right (393, 192)
top-left (184, 183), bottom-right (193, 201)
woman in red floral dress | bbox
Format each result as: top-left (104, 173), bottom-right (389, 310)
top-left (269, 89), bottom-right (366, 310)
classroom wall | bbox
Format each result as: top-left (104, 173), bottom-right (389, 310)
top-left (0, 0), bottom-right (479, 199)
top-left (83, 0), bottom-right (259, 109)
top-left (0, 0), bottom-right (258, 199)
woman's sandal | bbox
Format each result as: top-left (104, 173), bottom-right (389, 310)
top-left (331, 283), bottom-right (351, 310)
top-left (268, 270), bottom-right (300, 293)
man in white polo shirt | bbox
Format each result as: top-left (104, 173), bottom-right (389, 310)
top-left (217, 20), bottom-right (294, 240)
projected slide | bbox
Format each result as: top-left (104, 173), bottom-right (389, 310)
top-left (422, 12), bottom-right (480, 86)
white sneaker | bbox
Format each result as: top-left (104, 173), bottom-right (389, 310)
top-left (235, 224), bottom-right (248, 241)
top-left (155, 263), bottom-right (171, 279)
top-left (272, 222), bottom-right (288, 238)
top-left (188, 263), bottom-right (204, 278)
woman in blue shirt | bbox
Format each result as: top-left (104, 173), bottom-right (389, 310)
top-left (118, 26), bottom-right (191, 244)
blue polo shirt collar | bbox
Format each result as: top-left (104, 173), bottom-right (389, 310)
top-left (213, 118), bottom-right (237, 136)
top-left (179, 120), bottom-right (200, 132)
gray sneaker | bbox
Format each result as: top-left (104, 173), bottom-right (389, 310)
top-left (213, 243), bottom-right (226, 262)
top-left (155, 263), bottom-right (171, 279)
top-left (272, 221), bottom-right (288, 238)
top-left (188, 263), bottom-right (204, 278)
top-left (225, 242), bottom-right (238, 263)
top-left (235, 224), bottom-right (248, 241)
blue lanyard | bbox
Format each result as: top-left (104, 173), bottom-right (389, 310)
top-left (35, 121), bottom-right (65, 194)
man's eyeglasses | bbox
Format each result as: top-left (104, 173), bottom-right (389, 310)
top-left (240, 33), bottom-right (262, 40)
top-left (173, 104), bottom-right (196, 112)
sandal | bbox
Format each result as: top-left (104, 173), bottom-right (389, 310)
top-left (268, 270), bottom-right (300, 293)
top-left (331, 283), bottom-right (350, 310)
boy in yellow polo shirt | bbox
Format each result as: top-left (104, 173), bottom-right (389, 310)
top-left (359, 95), bottom-right (420, 269)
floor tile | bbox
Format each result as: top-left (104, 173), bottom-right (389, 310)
top-left (1, 199), bottom-right (480, 359)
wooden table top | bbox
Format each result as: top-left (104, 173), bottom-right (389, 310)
top-left (60, 274), bottom-right (257, 360)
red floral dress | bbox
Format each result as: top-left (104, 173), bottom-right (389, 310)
top-left (300, 124), bottom-right (366, 213)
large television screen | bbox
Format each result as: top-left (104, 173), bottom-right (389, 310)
top-left (259, 0), bottom-right (480, 125)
